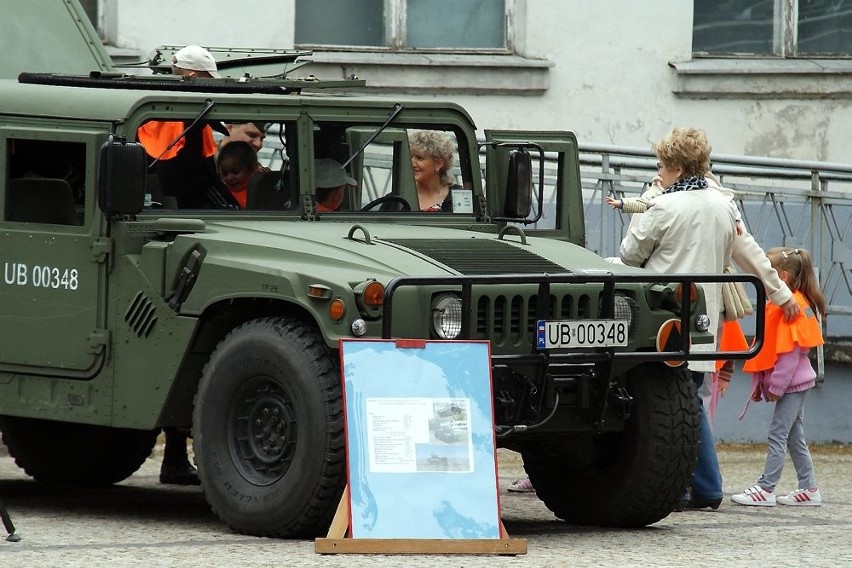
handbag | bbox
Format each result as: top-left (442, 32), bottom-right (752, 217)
top-left (721, 265), bottom-right (753, 321)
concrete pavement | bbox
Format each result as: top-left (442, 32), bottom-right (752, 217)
top-left (1, 442), bottom-right (851, 567)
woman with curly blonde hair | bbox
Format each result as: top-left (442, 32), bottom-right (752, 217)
top-left (606, 127), bottom-right (712, 211)
top-left (408, 130), bottom-right (461, 212)
top-left (653, 126), bottom-right (712, 191)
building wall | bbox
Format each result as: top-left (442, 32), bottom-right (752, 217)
top-left (110, 0), bottom-right (852, 162)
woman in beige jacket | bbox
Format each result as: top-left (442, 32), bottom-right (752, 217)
top-left (619, 127), bottom-right (737, 511)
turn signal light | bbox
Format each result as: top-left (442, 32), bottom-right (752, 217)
top-left (308, 284), bottom-right (332, 299)
top-left (329, 298), bottom-right (346, 321)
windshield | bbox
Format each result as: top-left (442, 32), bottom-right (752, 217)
top-left (136, 115), bottom-right (477, 216)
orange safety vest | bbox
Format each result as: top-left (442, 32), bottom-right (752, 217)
top-left (742, 290), bottom-right (823, 373)
top-left (137, 121), bottom-right (217, 161)
top-left (715, 319), bottom-right (749, 371)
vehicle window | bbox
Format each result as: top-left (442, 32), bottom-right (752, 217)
top-left (296, 0), bottom-right (508, 52)
top-left (693, 0), bottom-right (852, 56)
top-left (137, 119), bottom-right (298, 211)
top-left (5, 138), bottom-right (85, 225)
top-left (339, 126), bottom-right (471, 213)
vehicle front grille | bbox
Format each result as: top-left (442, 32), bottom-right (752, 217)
top-left (474, 291), bottom-right (594, 347)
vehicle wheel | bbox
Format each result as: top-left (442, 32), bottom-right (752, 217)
top-left (193, 317), bottom-right (345, 538)
top-left (521, 364), bottom-right (699, 527)
top-left (0, 415), bottom-right (158, 485)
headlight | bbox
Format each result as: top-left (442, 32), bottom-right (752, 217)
top-left (432, 294), bottom-right (463, 339)
top-left (613, 294), bottom-right (636, 328)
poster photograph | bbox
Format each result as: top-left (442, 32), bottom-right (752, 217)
top-left (365, 397), bottom-right (473, 474)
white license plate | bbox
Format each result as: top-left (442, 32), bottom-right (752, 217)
top-left (536, 319), bottom-right (628, 349)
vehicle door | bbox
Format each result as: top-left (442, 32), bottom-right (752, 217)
top-left (0, 129), bottom-right (109, 378)
top-left (484, 130), bottom-right (585, 245)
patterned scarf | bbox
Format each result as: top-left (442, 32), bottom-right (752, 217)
top-left (664, 175), bottom-right (708, 193)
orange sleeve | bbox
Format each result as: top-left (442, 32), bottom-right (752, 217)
top-left (200, 126), bottom-right (217, 158)
top-left (137, 122), bottom-right (216, 160)
top-left (136, 121), bottom-right (186, 160)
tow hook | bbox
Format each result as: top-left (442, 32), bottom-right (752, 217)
top-left (613, 387), bottom-right (633, 420)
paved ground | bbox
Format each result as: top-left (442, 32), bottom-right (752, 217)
top-left (1, 441), bottom-right (850, 567)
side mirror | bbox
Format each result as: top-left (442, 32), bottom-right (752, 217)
top-left (503, 149), bottom-right (532, 218)
top-left (98, 136), bottom-right (146, 216)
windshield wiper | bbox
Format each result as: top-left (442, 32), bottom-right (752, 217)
top-left (341, 103), bottom-right (404, 168)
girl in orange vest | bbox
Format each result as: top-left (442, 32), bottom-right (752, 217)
top-left (731, 247), bottom-right (825, 507)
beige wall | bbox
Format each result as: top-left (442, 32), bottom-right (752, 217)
top-left (110, 0), bottom-right (852, 163)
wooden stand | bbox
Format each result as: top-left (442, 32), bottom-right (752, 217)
top-left (315, 486), bottom-right (527, 555)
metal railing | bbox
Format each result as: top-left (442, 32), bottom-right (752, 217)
top-left (577, 143), bottom-right (852, 341)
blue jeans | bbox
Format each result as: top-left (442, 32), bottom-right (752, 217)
top-left (690, 371), bottom-right (723, 500)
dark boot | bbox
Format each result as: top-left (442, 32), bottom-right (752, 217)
top-left (159, 427), bottom-right (200, 486)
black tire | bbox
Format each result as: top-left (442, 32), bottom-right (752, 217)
top-left (521, 364), bottom-right (699, 527)
top-left (0, 415), bottom-right (158, 485)
top-left (193, 317), bottom-right (345, 538)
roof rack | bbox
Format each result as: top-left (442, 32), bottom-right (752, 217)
top-left (133, 46), bottom-right (315, 79)
top-left (17, 71), bottom-right (366, 95)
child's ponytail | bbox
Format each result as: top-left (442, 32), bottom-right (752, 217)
top-left (767, 247), bottom-right (826, 317)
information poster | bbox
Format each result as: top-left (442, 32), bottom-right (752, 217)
top-left (340, 340), bottom-right (500, 539)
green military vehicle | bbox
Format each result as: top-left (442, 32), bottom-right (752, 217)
top-left (0, 1), bottom-right (761, 537)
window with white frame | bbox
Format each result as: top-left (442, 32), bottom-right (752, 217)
top-left (295, 0), bottom-right (509, 52)
top-left (693, 0), bottom-right (852, 56)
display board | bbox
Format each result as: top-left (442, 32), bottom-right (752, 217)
top-left (339, 339), bottom-right (501, 540)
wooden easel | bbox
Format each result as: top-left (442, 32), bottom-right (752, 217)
top-left (315, 486), bottom-right (527, 555)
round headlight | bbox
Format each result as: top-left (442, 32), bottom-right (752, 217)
top-left (432, 294), bottom-right (463, 339)
top-left (613, 295), bottom-right (635, 328)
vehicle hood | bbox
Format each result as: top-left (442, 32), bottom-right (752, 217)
top-left (180, 220), bottom-right (625, 282)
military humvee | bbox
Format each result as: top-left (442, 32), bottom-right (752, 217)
top-left (0, 1), bottom-right (761, 537)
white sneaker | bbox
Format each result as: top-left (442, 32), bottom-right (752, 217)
top-left (507, 477), bottom-right (535, 493)
top-left (777, 488), bottom-right (822, 506)
top-left (731, 485), bottom-right (776, 506)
